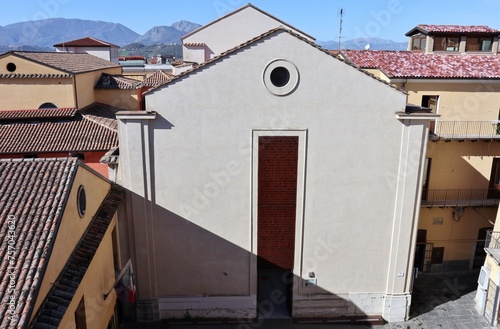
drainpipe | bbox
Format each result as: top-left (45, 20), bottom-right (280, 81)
top-left (73, 75), bottom-right (79, 109)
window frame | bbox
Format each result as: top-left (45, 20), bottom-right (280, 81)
top-left (433, 36), bottom-right (460, 52)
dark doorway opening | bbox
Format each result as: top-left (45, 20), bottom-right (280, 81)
top-left (257, 136), bottom-right (298, 319)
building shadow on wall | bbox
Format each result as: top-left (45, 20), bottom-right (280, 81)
top-left (118, 189), bottom-right (383, 327)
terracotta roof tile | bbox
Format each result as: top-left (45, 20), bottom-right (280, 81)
top-left (406, 24), bottom-right (500, 36)
top-left (342, 50), bottom-right (500, 79)
top-left (0, 108), bottom-right (77, 120)
top-left (184, 42), bottom-right (207, 47)
top-left (4, 51), bottom-right (120, 74)
top-left (0, 73), bottom-right (73, 79)
top-left (53, 37), bottom-right (119, 48)
top-left (140, 70), bottom-right (173, 88)
top-left (31, 184), bottom-right (124, 328)
top-left (95, 73), bottom-right (141, 90)
top-left (0, 158), bottom-right (78, 328)
top-left (78, 103), bottom-right (122, 130)
top-left (0, 108), bottom-right (118, 154)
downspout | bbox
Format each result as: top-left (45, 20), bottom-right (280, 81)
top-left (73, 74), bottom-right (79, 109)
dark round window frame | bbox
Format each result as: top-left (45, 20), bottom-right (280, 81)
top-left (263, 59), bottom-right (299, 96)
top-left (77, 185), bottom-right (87, 217)
top-left (6, 62), bottom-right (16, 72)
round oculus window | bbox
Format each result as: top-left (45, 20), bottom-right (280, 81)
top-left (263, 59), bottom-right (299, 96)
top-left (6, 62), bottom-right (16, 72)
top-left (77, 185), bottom-right (87, 217)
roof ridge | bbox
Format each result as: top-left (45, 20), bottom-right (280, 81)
top-left (81, 112), bottom-right (118, 132)
top-left (146, 27), bottom-right (403, 95)
top-left (181, 3), bottom-right (315, 41)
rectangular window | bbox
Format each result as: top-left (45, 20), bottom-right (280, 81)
top-left (466, 37), bottom-right (493, 52)
top-left (75, 297), bottom-right (87, 329)
top-left (422, 158), bottom-right (431, 200)
top-left (434, 36), bottom-right (460, 51)
top-left (421, 95), bottom-right (439, 113)
top-left (488, 158), bottom-right (500, 199)
top-left (431, 247), bottom-right (444, 264)
top-left (411, 36), bottom-right (426, 51)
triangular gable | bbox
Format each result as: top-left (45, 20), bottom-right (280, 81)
top-left (0, 52), bottom-right (69, 76)
top-left (0, 51), bottom-right (120, 75)
top-left (54, 36), bottom-right (119, 48)
top-left (148, 28), bottom-right (401, 95)
top-left (182, 3), bottom-right (315, 42)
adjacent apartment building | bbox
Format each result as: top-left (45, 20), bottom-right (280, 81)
top-left (114, 5), bottom-right (435, 323)
top-left (342, 24), bottom-right (500, 274)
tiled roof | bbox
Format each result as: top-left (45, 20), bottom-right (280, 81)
top-left (100, 147), bottom-right (119, 165)
top-left (184, 42), bottom-right (207, 47)
top-left (31, 184), bottom-right (124, 328)
top-left (0, 158), bottom-right (78, 328)
top-left (140, 70), bottom-right (173, 88)
top-left (0, 73), bottom-right (72, 79)
top-left (0, 108), bottom-right (77, 120)
top-left (342, 50), bottom-right (500, 79)
top-left (171, 60), bottom-right (196, 68)
top-left (79, 103), bottom-right (122, 130)
top-left (406, 24), bottom-right (500, 36)
top-left (3, 51), bottom-right (120, 74)
top-left (53, 36), bottom-right (119, 48)
top-left (0, 108), bottom-right (118, 154)
top-left (147, 28), bottom-right (400, 94)
top-left (95, 73), bottom-right (141, 90)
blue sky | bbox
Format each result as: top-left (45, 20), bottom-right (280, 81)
top-left (1, 0), bottom-right (498, 42)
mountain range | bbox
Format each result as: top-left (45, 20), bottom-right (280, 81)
top-left (0, 18), bottom-right (407, 51)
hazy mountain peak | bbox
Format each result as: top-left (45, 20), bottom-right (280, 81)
top-left (171, 20), bottom-right (201, 33)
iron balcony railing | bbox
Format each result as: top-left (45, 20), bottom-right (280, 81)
top-left (485, 231), bottom-right (500, 250)
top-left (421, 188), bottom-right (500, 207)
top-left (430, 120), bottom-right (500, 140)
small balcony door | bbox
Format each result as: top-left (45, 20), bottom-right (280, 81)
top-left (488, 158), bottom-right (500, 199)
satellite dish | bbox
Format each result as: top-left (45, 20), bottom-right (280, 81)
top-left (365, 44), bottom-right (371, 50)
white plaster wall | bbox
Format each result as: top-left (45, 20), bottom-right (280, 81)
top-left (119, 30), bottom-right (426, 320)
top-left (183, 6), bottom-right (314, 62)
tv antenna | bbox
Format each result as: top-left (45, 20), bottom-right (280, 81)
top-left (338, 8), bottom-right (344, 51)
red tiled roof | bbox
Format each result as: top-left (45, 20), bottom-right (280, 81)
top-left (0, 73), bottom-right (72, 79)
top-left (0, 108), bottom-right (77, 120)
top-left (3, 51), bottom-right (120, 74)
top-left (184, 42), bottom-right (207, 47)
top-left (78, 103), bottom-right (122, 130)
top-left (406, 24), bottom-right (500, 36)
top-left (342, 50), bottom-right (500, 79)
top-left (31, 183), bottom-right (124, 327)
top-left (94, 73), bottom-right (141, 90)
top-left (0, 108), bottom-right (118, 154)
top-left (53, 36), bottom-right (119, 48)
top-left (0, 158), bottom-right (78, 328)
top-left (140, 70), bottom-right (173, 88)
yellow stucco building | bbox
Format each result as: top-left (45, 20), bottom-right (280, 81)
top-left (0, 158), bottom-right (124, 328)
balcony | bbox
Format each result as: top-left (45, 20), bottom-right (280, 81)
top-left (485, 231), bottom-right (500, 264)
top-left (430, 120), bottom-right (500, 141)
top-left (421, 189), bottom-right (500, 207)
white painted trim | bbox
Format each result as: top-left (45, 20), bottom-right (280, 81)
top-left (117, 112), bottom-right (157, 120)
top-left (158, 296), bottom-right (257, 319)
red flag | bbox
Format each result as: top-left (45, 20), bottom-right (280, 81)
top-left (128, 267), bottom-right (136, 304)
